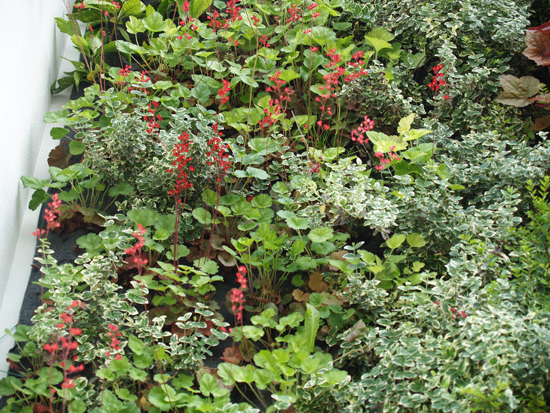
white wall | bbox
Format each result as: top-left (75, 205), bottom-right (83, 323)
top-left (0, 0), bottom-right (79, 379)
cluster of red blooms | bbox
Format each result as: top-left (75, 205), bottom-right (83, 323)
top-left (45, 193), bottom-right (62, 231)
top-left (286, 4), bottom-right (302, 23)
top-left (207, 124), bottom-right (231, 182)
top-left (310, 159), bottom-right (321, 174)
top-left (207, 10), bottom-right (224, 32)
top-left (307, 2), bottom-right (320, 18)
top-left (225, 0), bottom-right (243, 23)
top-left (261, 72), bottom-right (294, 131)
top-left (428, 63), bottom-right (450, 99)
top-left (218, 79), bottom-right (231, 104)
top-left (105, 324), bottom-right (123, 359)
top-left (124, 224), bottom-right (148, 264)
top-left (144, 100), bottom-right (161, 134)
top-left (325, 48), bottom-right (343, 69)
top-left (127, 70), bottom-right (151, 97)
top-left (259, 34), bottom-right (272, 48)
top-left (43, 300), bottom-right (85, 390)
top-left (168, 131), bottom-right (194, 197)
top-left (74, 3), bottom-right (85, 10)
top-left (345, 51), bottom-right (368, 82)
top-left (350, 115), bottom-right (374, 145)
top-left (230, 266), bottom-right (248, 323)
top-left (31, 193), bottom-right (61, 239)
top-left (374, 146), bottom-right (400, 171)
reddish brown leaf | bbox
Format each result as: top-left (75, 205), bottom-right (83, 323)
top-left (221, 346), bottom-right (243, 365)
top-left (186, 246), bottom-right (201, 263)
top-left (218, 250), bottom-right (236, 267)
top-left (292, 289), bottom-right (309, 302)
top-left (531, 116), bottom-right (550, 131)
top-left (523, 30), bottom-right (550, 66)
top-left (48, 145), bottom-right (71, 168)
top-left (528, 21), bottom-right (550, 33)
top-left (495, 75), bottom-right (541, 107)
top-left (309, 272), bottom-right (328, 293)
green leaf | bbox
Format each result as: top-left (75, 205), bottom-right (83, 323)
top-left (251, 194), bottom-right (273, 209)
top-left (43, 110), bottom-right (70, 125)
top-left (76, 233), bottom-right (104, 252)
top-left (436, 163), bottom-right (451, 180)
top-left (148, 386), bottom-right (174, 411)
top-left (397, 114), bottom-right (415, 134)
top-left (232, 364), bottom-right (255, 383)
top-left (69, 140), bottom-right (86, 155)
top-left (278, 69), bottom-right (300, 83)
top-left (217, 363), bottom-right (236, 386)
top-left (322, 369), bottom-right (348, 385)
top-left (50, 127), bottom-right (69, 140)
top-left (304, 303), bottom-right (320, 354)
top-left (21, 176), bottom-right (48, 190)
top-left (0, 377), bottom-right (22, 396)
top-left (401, 129), bottom-right (431, 141)
top-left (194, 258), bottom-right (219, 274)
top-left (406, 233), bottom-right (426, 248)
top-left (277, 312), bottom-right (304, 331)
top-left (190, 0), bottom-right (212, 18)
top-left (310, 242), bottom-right (336, 255)
top-left (199, 373), bottom-right (218, 396)
top-left (368, 27), bottom-right (394, 42)
top-left (126, 16), bottom-right (146, 34)
top-left (308, 227), bottom-right (333, 243)
top-left (192, 207), bottom-right (213, 225)
top-left (235, 167), bottom-right (269, 180)
top-left (386, 234), bottom-right (406, 249)
top-left (251, 308), bottom-right (277, 328)
top-left (109, 357), bottom-right (130, 374)
top-left (127, 209), bottom-right (158, 226)
top-left (365, 36), bottom-right (392, 54)
top-left (309, 292), bottom-right (324, 308)
top-left (286, 216), bottom-right (310, 231)
top-left (242, 326), bottom-right (265, 341)
top-left (120, 0), bottom-right (146, 16)
top-left (29, 189), bottom-right (49, 210)
top-left (143, 11), bottom-right (165, 32)
top-left (108, 183), bottom-right (134, 197)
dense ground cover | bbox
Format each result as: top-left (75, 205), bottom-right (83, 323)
top-left (2, 0), bottom-right (550, 411)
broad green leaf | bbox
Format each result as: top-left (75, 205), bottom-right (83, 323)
top-left (367, 27), bottom-right (394, 42)
top-left (69, 140), bottom-right (86, 155)
top-left (397, 114), bottom-right (415, 134)
top-left (286, 216), bottom-right (309, 231)
top-left (120, 0), bottom-right (146, 16)
top-left (190, 0), bottom-right (212, 18)
top-left (251, 194), bottom-right (273, 209)
top-left (278, 69), bottom-right (300, 83)
top-left (21, 176), bottom-right (48, 190)
top-left (407, 233), bottom-right (426, 248)
top-left (251, 308), bottom-right (277, 328)
top-left (402, 129), bottom-right (431, 141)
top-left (365, 36), bottom-right (391, 53)
top-left (277, 312), bottom-right (304, 332)
top-left (308, 227), bottom-right (333, 243)
top-left (199, 373), bottom-right (217, 396)
top-left (322, 369), bottom-right (348, 385)
top-left (386, 234), bottom-right (406, 249)
top-left (43, 110), bottom-right (70, 125)
top-left (108, 182), bottom-right (134, 197)
top-left (192, 207), bottom-right (213, 224)
top-left (143, 11), bottom-right (165, 32)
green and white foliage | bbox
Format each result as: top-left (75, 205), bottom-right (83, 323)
top-left (331, 238), bottom-right (550, 413)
